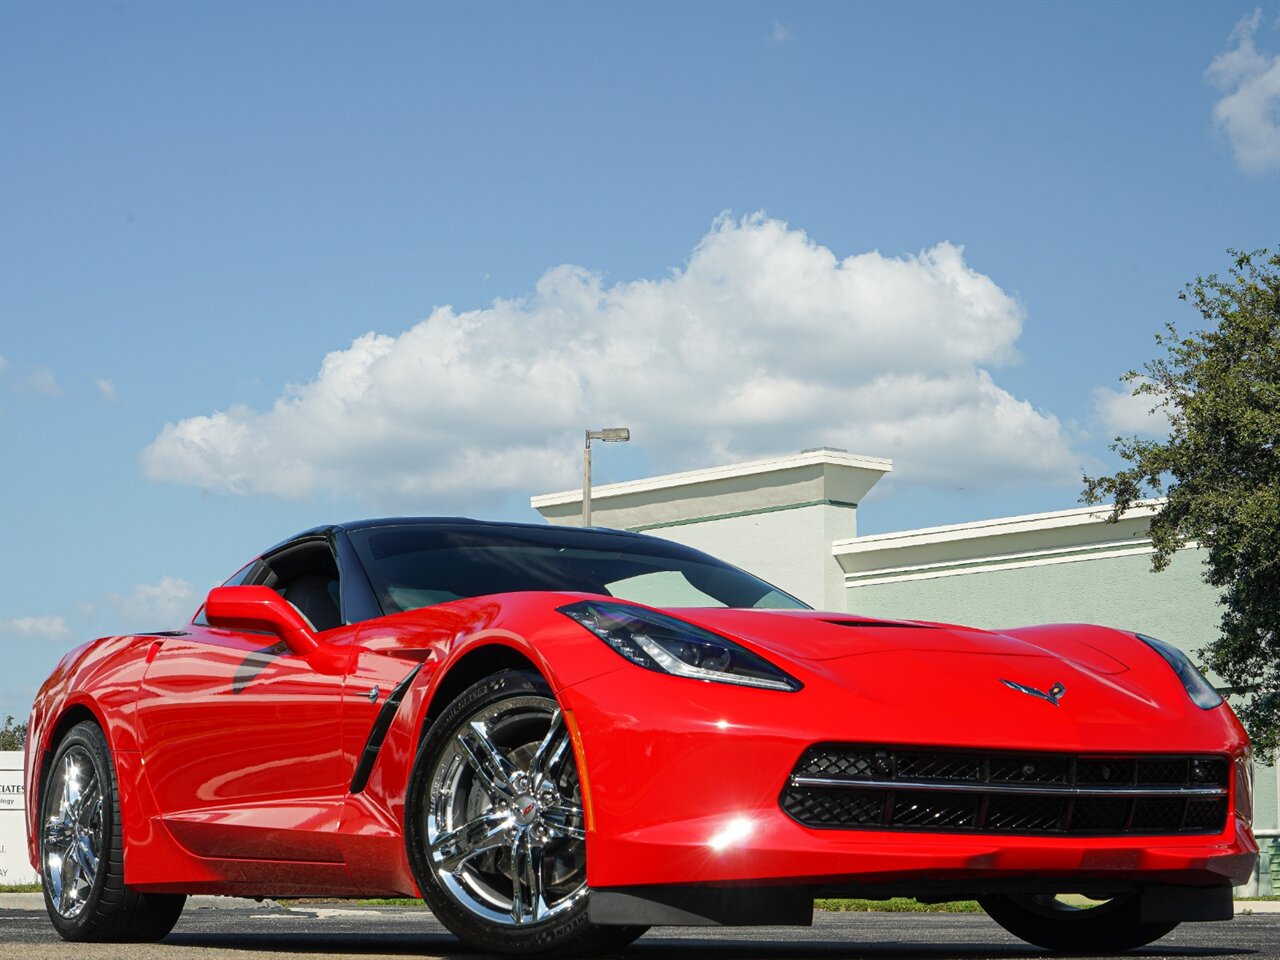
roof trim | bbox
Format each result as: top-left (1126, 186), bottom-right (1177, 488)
top-left (833, 500), bottom-right (1164, 555)
top-left (531, 449), bottom-right (893, 508)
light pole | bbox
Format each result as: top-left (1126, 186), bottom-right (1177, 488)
top-left (583, 427), bottom-right (630, 527)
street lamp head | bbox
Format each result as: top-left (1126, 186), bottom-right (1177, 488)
top-left (587, 427), bottom-right (631, 442)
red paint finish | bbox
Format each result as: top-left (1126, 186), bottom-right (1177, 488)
top-left (557, 652), bottom-right (1254, 889)
top-left (25, 585), bottom-right (1257, 902)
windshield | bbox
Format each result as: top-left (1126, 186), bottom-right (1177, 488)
top-left (346, 524), bottom-right (808, 614)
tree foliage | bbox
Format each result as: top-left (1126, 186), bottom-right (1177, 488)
top-left (0, 714), bottom-right (27, 751)
top-left (1083, 249), bottom-right (1279, 761)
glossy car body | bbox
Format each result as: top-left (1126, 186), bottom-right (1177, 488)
top-left (25, 518), bottom-right (1257, 950)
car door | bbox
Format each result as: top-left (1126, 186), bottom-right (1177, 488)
top-left (135, 623), bottom-right (354, 863)
top-left (135, 537), bottom-right (355, 864)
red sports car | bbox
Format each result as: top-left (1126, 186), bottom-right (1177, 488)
top-left (25, 518), bottom-right (1257, 955)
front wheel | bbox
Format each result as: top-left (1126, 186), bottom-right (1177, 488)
top-left (979, 893), bottom-right (1179, 953)
top-left (40, 720), bottom-right (186, 941)
top-left (405, 669), bottom-right (645, 956)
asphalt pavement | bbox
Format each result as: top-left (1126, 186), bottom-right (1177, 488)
top-left (0, 897), bottom-right (1277, 960)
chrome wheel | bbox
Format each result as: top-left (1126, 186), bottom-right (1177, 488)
top-left (39, 721), bottom-right (186, 943)
top-left (43, 746), bottom-right (104, 920)
top-left (426, 694), bottom-right (587, 927)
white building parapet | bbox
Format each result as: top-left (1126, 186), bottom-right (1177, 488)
top-left (532, 449), bottom-right (891, 611)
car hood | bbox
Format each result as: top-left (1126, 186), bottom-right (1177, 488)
top-left (664, 608), bottom-right (1130, 675)
top-left (655, 609), bottom-right (1219, 741)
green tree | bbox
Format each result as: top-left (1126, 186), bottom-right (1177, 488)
top-left (1083, 249), bottom-right (1279, 761)
top-left (0, 714), bottom-right (27, 751)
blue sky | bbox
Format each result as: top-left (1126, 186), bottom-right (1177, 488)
top-left (1, 0), bottom-right (1277, 722)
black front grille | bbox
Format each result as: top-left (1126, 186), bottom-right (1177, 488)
top-left (1076, 757), bottom-right (1134, 785)
top-left (781, 745), bottom-right (1230, 836)
top-left (891, 791), bottom-right (978, 829)
top-left (985, 794), bottom-right (1062, 832)
top-left (897, 752), bottom-right (983, 782)
top-left (990, 754), bottom-right (1069, 784)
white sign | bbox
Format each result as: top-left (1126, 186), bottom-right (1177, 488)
top-left (0, 751), bottom-right (38, 885)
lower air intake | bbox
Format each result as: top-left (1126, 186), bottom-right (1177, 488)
top-left (781, 745), bottom-right (1230, 836)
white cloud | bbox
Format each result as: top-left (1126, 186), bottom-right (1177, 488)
top-left (1092, 379), bottom-right (1172, 438)
top-left (0, 355), bottom-right (9, 372)
top-left (1, 615), bottom-right (72, 642)
top-left (142, 214), bottom-right (1080, 509)
top-left (106, 577), bottom-right (196, 631)
top-left (26, 367), bottom-right (63, 396)
top-left (771, 21), bottom-right (792, 44)
top-left (1, 581), bottom-right (197, 679)
top-left (95, 378), bottom-right (119, 401)
top-left (1206, 9), bottom-right (1280, 173)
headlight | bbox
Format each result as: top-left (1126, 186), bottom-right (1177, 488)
top-left (1136, 634), bottom-right (1223, 709)
top-left (559, 600), bottom-right (802, 692)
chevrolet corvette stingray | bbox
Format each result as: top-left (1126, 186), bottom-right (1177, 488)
top-left (25, 518), bottom-right (1257, 954)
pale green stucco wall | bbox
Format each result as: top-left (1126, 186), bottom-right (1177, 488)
top-left (846, 548), bottom-right (1218, 649)
top-left (846, 547), bottom-right (1277, 886)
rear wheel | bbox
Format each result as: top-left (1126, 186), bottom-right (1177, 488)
top-left (406, 669), bottom-right (645, 956)
top-left (979, 893), bottom-right (1178, 953)
top-left (40, 721), bottom-right (186, 942)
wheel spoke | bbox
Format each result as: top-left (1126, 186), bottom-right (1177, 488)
top-left (508, 834), bottom-right (547, 925)
top-left (542, 804), bottom-right (586, 841)
top-left (534, 735), bottom-right (571, 789)
top-left (47, 852), bottom-right (65, 908)
top-left (62, 757), bottom-right (82, 811)
top-left (527, 834), bottom-right (547, 926)
top-left (58, 850), bottom-right (82, 915)
top-left (523, 833), bottom-right (547, 923)
top-left (529, 709), bottom-right (566, 783)
top-left (542, 814), bottom-right (586, 839)
top-left (456, 722), bottom-right (516, 799)
top-left (509, 837), bottom-right (526, 924)
top-left (75, 777), bottom-right (100, 828)
top-left (75, 834), bottom-right (99, 876)
top-left (430, 812), bottom-right (511, 875)
top-left (76, 790), bottom-right (101, 847)
top-left (44, 816), bottom-right (69, 850)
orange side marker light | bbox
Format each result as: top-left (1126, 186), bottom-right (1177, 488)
top-left (562, 709), bottom-right (595, 833)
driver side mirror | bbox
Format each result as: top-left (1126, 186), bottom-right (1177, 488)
top-left (204, 585), bottom-right (320, 654)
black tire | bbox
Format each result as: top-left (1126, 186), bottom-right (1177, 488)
top-left (405, 669), bottom-right (646, 957)
top-left (40, 720), bottom-right (186, 942)
top-left (979, 893), bottom-right (1179, 953)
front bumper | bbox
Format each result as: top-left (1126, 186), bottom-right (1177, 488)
top-left (561, 664), bottom-right (1258, 892)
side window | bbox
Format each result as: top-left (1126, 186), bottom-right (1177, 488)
top-left (223, 561), bottom-right (261, 587)
top-left (191, 560), bottom-right (262, 626)
top-left (258, 541), bottom-right (344, 632)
